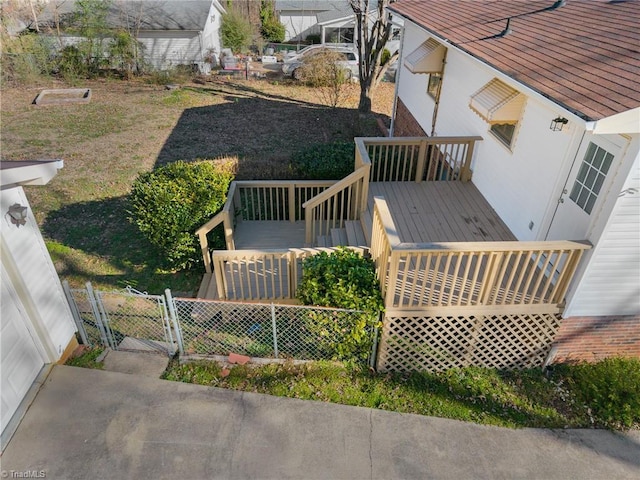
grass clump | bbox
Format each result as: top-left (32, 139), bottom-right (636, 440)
top-left (162, 360), bottom-right (591, 429)
top-left (554, 357), bottom-right (640, 429)
top-left (161, 357), bottom-right (640, 430)
top-left (65, 347), bottom-right (105, 369)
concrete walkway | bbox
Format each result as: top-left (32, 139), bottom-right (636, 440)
top-left (2, 365), bottom-right (639, 479)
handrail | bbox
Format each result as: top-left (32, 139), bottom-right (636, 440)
top-left (301, 168), bottom-right (367, 210)
top-left (196, 182), bottom-right (237, 273)
top-left (302, 167), bottom-right (368, 245)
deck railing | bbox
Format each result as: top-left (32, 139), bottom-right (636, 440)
top-left (362, 136), bottom-right (482, 183)
top-left (197, 180), bottom-right (335, 272)
top-left (370, 197), bottom-right (591, 313)
top-left (302, 168), bottom-right (369, 245)
top-left (211, 247), bottom-right (366, 301)
top-left (197, 136), bottom-right (484, 259)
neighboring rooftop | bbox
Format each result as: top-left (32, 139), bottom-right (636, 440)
top-left (275, 1), bottom-right (347, 12)
top-left (389, 0), bottom-right (640, 121)
top-left (35, 0), bottom-right (223, 31)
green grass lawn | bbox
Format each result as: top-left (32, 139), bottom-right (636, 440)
top-left (161, 357), bottom-right (640, 430)
top-left (1, 77), bottom-right (393, 294)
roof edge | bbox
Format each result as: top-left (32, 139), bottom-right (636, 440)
top-left (1, 159), bottom-right (64, 190)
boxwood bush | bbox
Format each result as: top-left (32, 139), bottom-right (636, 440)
top-left (129, 160), bottom-right (234, 270)
top-left (296, 247), bottom-right (384, 361)
top-left (290, 141), bottom-right (355, 180)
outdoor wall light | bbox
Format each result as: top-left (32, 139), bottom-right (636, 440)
top-left (7, 203), bottom-right (28, 227)
top-left (550, 116), bottom-right (568, 131)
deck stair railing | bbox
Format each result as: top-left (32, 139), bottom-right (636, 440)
top-left (197, 136), bottom-right (484, 269)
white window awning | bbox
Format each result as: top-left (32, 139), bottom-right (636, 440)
top-left (404, 38), bottom-right (446, 74)
top-left (469, 78), bottom-right (525, 124)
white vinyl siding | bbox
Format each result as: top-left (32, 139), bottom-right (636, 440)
top-left (566, 151), bottom-right (640, 316)
top-left (0, 188), bottom-right (76, 359)
top-left (397, 22), bottom-right (578, 241)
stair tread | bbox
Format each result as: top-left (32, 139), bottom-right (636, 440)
top-left (345, 220), bottom-right (367, 247)
top-left (330, 228), bottom-right (348, 247)
top-left (361, 210), bottom-right (373, 245)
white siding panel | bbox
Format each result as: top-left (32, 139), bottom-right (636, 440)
top-left (279, 12), bottom-right (320, 41)
top-left (566, 148), bottom-right (640, 316)
top-left (138, 32), bottom-right (202, 70)
top-left (0, 188), bottom-right (76, 360)
top-left (396, 24), bottom-right (580, 241)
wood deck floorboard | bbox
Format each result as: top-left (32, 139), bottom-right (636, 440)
top-left (368, 182), bottom-right (515, 243)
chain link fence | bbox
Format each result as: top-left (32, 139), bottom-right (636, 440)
top-left (65, 282), bottom-right (377, 364)
top-left (173, 298), bottom-right (375, 361)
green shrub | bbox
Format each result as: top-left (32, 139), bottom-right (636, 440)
top-left (128, 160), bottom-right (234, 270)
top-left (260, 1), bottom-right (285, 43)
top-left (297, 247), bottom-right (383, 361)
top-left (290, 141), bottom-right (355, 180)
top-left (1, 33), bottom-right (55, 85)
top-left (560, 357), bottom-right (640, 428)
top-left (221, 10), bottom-right (253, 53)
top-left (305, 34), bottom-right (321, 44)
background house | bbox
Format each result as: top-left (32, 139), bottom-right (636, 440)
top-left (1, 160), bottom-right (78, 450)
top-left (388, 0), bottom-right (640, 361)
top-left (35, 0), bottom-right (226, 73)
top-left (276, 0), bottom-right (396, 46)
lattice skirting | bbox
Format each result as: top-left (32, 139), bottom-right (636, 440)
top-left (377, 312), bottom-right (562, 372)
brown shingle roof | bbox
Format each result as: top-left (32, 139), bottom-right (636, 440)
top-left (389, 0), bottom-right (640, 121)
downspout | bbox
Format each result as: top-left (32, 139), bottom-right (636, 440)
top-left (430, 49), bottom-right (448, 136)
top-left (389, 21), bottom-right (405, 137)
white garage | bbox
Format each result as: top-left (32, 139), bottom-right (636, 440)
top-left (1, 160), bottom-right (78, 450)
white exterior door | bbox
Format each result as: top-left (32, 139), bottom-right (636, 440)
top-left (1, 273), bottom-right (46, 435)
top-left (546, 135), bottom-right (625, 241)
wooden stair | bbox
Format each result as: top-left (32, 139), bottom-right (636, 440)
top-left (316, 221), bottom-right (367, 248)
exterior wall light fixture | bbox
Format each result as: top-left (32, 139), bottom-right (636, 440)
top-left (7, 203), bottom-right (28, 227)
top-left (550, 116), bottom-right (568, 131)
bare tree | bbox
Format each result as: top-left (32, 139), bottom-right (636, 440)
top-left (349, 0), bottom-right (398, 113)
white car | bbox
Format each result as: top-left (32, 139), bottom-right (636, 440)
top-left (282, 44), bottom-right (359, 80)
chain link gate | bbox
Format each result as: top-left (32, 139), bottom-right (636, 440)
top-left (65, 282), bottom-right (179, 356)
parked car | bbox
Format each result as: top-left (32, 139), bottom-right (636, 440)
top-left (282, 45), bottom-right (359, 81)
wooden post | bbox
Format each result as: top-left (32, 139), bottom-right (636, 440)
top-left (199, 232), bottom-right (212, 273)
top-left (415, 138), bottom-right (428, 183)
top-left (213, 255), bottom-right (226, 299)
top-left (461, 139), bottom-right (475, 182)
top-left (288, 184), bottom-right (296, 222)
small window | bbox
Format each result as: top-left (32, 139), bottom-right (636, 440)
top-left (427, 73), bottom-right (442, 99)
top-left (490, 123), bottom-right (516, 147)
top-left (569, 142), bottom-right (614, 214)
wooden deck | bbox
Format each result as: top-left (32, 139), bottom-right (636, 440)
top-left (231, 181), bottom-right (514, 250)
top-left (367, 182), bottom-right (515, 243)
top-left (234, 220), bottom-right (306, 249)
top-left (199, 182), bottom-right (516, 300)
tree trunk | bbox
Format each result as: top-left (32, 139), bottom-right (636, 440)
top-left (358, 79), bottom-right (373, 113)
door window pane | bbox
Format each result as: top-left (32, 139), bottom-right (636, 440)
top-left (568, 142), bottom-right (613, 214)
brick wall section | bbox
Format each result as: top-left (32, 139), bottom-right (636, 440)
top-left (393, 99), bottom-right (428, 137)
top-left (551, 315), bottom-right (640, 363)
